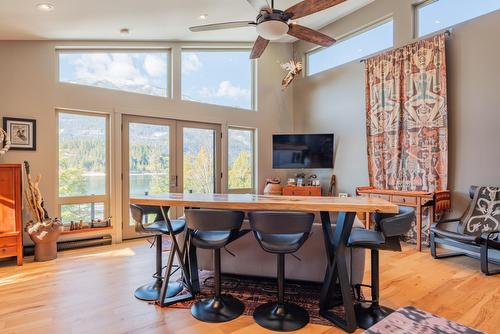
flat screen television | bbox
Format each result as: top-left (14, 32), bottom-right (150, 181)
top-left (272, 133), bottom-right (334, 169)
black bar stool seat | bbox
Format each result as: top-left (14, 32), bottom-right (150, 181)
top-left (249, 211), bottom-right (314, 332)
top-left (130, 204), bottom-right (186, 302)
top-left (348, 207), bottom-right (415, 330)
top-left (186, 209), bottom-right (248, 323)
top-left (143, 220), bottom-right (186, 235)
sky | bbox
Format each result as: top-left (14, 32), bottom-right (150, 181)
top-left (308, 20), bottom-right (394, 75)
top-left (308, 0), bottom-right (500, 76)
top-left (59, 50), bottom-right (253, 110)
top-left (59, 52), bottom-right (168, 97)
top-left (418, 0), bottom-right (500, 37)
top-left (181, 51), bottom-right (252, 110)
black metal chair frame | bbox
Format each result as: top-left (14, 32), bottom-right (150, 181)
top-left (430, 186), bottom-right (500, 276)
top-left (430, 229), bottom-right (500, 276)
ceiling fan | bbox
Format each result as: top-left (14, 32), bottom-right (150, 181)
top-left (189, 0), bottom-right (345, 59)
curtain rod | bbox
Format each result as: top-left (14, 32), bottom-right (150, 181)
top-left (359, 29), bottom-right (451, 63)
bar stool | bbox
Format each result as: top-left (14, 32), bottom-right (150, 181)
top-left (185, 209), bottom-right (248, 323)
top-left (130, 204), bottom-right (186, 301)
top-left (248, 211), bottom-right (314, 332)
top-left (348, 207), bottom-right (415, 329)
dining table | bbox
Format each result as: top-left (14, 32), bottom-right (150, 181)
top-left (129, 193), bottom-right (398, 332)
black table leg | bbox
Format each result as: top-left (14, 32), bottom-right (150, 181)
top-left (319, 211), bottom-right (358, 333)
top-left (157, 206), bottom-right (194, 306)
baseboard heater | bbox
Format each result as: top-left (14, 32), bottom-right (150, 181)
top-left (24, 234), bottom-right (112, 256)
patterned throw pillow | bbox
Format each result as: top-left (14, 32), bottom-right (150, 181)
top-left (461, 186), bottom-right (500, 237)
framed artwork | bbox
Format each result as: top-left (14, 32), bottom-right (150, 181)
top-left (2, 117), bottom-right (37, 151)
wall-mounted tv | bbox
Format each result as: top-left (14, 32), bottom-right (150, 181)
top-left (272, 133), bottom-right (334, 169)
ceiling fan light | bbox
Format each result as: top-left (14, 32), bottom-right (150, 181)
top-left (256, 20), bottom-right (289, 40)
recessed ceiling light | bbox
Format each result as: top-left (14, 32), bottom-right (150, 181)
top-left (36, 3), bottom-right (55, 11)
top-left (120, 28), bottom-right (130, 34)
top-left (199, 14), bottom-right (208, 20)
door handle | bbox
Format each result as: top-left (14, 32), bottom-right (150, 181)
top-left (170, 175), bottom-right (178, 188)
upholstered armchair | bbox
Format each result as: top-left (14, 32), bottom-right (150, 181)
top-left (430, 186), bottom-right (500, 275)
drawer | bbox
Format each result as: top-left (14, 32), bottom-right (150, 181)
top-left (0, 245), bottom-right (17, 258)
top-left (0, 236), bottom-right (17, 248)
top-left (292, 189), bottom-right (313, 196)
top-left (370, 194), bottom-right (390, 201)
top-left (391, 195), bottom-right (417, 205)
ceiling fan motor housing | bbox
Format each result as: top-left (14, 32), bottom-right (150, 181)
top-left (256, 10), bottom-right (292, 40)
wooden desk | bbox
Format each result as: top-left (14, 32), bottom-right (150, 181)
top-left (130, 193), bottom-right (398, 332)
top-left (356, 187), bottom-right (451, 251)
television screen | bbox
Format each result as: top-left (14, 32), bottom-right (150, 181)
top-left (272, 133), bottom-right (334, 169)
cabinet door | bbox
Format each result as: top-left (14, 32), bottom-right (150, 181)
top-left (0, 168), bottom-right (16, 233)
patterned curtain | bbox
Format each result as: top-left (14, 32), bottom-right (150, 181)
top-left (365, 33), bottom-right (448, 192)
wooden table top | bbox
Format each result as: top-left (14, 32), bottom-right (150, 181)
top-left (130, 193), bottom-right (398, 213)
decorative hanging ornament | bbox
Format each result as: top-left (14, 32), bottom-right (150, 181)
top-left (0, 128), bottom-right (11, 156)
top-left (280, 59), bottom-right (303, 90)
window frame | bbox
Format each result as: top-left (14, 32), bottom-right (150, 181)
top-left (56, 109), bottom-right (111, 225)
top-left (226, 126), bottom-right (257, 194)
top-left (56, 48), bottom-right (172, 98)
top-left (306, 16), bottom-right (394, 76)
top-left (180, 48), bottom-right (257, 111)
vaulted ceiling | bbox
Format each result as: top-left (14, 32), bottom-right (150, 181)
top-left (0, 0), bottom-right (374, 41)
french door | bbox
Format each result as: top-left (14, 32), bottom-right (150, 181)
top-left (122, 115), bottom-right (221, 239)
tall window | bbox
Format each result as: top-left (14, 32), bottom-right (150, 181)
top-left (58, 50), bottom-right (169, 97)
top-left (416, 0), bottom-right (500, 37)
top-left (227, 127), bottom-right (255, 192)
top-left (181, 50), bottom-right (255, 110)
top-left (307, 19), bottom-right (393, 75)
top-left (57, 111), bottom-right (109, 224)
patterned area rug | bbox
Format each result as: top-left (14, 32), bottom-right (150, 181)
top-left (170, 271), bottom-right (344, 326)
top-left (363, 306), bottom-right (483, 334)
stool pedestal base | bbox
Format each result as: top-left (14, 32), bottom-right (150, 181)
top-left (135, 280), bottom-right (183, 301)
top-left (253, 302), bottom-right (309, 332)
top-left (354, 303), bottom-right (394, 329)
top-left (191, 295), bottom-right (244, 323)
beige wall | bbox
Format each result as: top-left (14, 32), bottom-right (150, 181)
top-left (0, 41), bottom-right (294, 243)
top-left (293, 0), bottom-right (500, 215)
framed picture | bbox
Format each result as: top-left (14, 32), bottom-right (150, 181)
top-left (2, 117), bottom-right (37, 151)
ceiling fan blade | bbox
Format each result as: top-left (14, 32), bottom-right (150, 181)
top-left (287, 24), bottom-right (336, 47)
top-left (246, 0), bottom-right (272, 12)
top-left (189, 21), bottom-right (255, 32)
top-left (285, 0), bottom-right (347, 19)
top-left (250, 36), bottom-right (270, 59)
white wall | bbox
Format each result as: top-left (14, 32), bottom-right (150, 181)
top-left (0, 40), bottom-right (294, 243)
top-left (293, 0), bottom-right (500, 215)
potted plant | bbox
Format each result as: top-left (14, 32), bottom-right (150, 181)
top-left (23, 161), bottom-right (63, 261)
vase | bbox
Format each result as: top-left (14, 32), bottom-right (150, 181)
top-left (264, 182), bottom-right (282, 195)
top-left (28, 223), bottom-right (64, 261)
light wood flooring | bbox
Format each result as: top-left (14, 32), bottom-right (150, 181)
top-left (0, 240), bottom-right (498, 334)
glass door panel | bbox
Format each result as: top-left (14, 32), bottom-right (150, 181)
top-left (183, 127), bottom-right (215, 194)
top-left (122, 115), bottom-right (176, 239)
top-left (177, 122), bottom-right (221, 195)
top-left (129, 123), bottom-right (170, 197)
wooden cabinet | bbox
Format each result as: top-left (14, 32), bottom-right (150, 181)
top-left (0, 164), bottom-right (23, 265)
top-left (282, 186), bottom-right (322, 197)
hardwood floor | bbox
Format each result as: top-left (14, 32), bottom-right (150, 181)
top-left (0, 240), bottom-right (498, 334)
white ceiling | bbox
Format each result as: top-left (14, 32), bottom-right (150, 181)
top-left (0, 0), bottom-right (374, 42)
